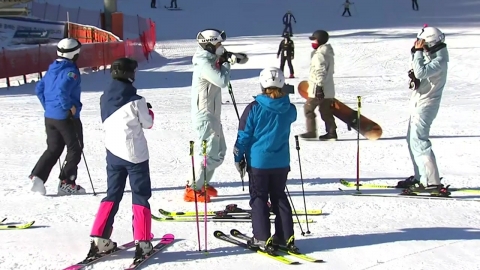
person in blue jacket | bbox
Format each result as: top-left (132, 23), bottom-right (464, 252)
top-left (30, 37), bottom-right (86, 196)
top-left (282, 11), bottom-right (296, 37)
top-left (233, 67), bottom-right (298, 254)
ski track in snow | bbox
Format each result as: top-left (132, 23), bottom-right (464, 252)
top-left (1, 0), bottom-right (480, 269)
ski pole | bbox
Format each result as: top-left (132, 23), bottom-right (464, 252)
top-left (355, 96), bottom-right (361, 194)
top-left (228, 83), bottom-right (245, 191)
top-left (76, 131), bottom-right (96, 196)
top-left (202, 140), bottom-right (209, 253)
top-left (285, 185), bottom-right (304, 235)
top-left (190, 141), bottom-right (201, 252)
top-left (294, 135), bottom-right (310, 235)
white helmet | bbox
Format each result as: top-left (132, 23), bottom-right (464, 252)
top-left (57, 38), bottom-right (81, 61)
top-left (259, 67), bottom-right (285, 89)
top-left (196, 29), bottom-right (226, 55)
top-left (417, 27), bottom-right (445, 48)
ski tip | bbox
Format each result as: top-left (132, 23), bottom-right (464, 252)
top-left (230, 229), bottom-right (240, 236)
top-left (214, 230), bottom-right (226, 237)
top-left (161, 233), bottom-right (175, 241)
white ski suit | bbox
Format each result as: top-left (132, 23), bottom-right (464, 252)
top-left (408, 46), bottom-right (449, 186)
top-left (190, 48), bottom-right (231, 189)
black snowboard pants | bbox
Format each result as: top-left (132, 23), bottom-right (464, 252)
top-left (249, 167), bottom-right (294, 242)
top-left (280, 56), bottom-right (294, 76)
top-left (31, 117), bottom-right (83, 184)
top-left (170, 0), bottom-right (177, 8)
top-left (151, 0), bottom-right (156, 8)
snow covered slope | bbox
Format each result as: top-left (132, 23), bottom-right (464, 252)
top-left (1, 0), bottom-right (480, 269)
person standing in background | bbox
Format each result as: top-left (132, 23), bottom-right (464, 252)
top-left (282, 11), bottom-right (296, 37)
top-left (277, 33), bottom-right (295, 78)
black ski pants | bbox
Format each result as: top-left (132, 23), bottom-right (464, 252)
top-left (249, 167), bottom-right (294, 242)
top-left (151, 0), bottom-right (156, 8)
top-left (280, 56), bottom-right (294, 75)
top-left (170, 0), bottom-right (177, 8)
top-left (412, 0), bottom-right (419, 10)
top-left (31, 117), bottom-right (83, 184)
top-left (342, 8), bottom-right (351, 16)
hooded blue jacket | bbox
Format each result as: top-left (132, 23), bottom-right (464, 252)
top-left (234, 94), bottom-right (297, 169)
top-left (35, 60), bottom-right (82, 119)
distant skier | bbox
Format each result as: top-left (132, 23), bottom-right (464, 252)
top-left (399, 27), bottom-right (449, 195)
top-left (277, 33), bottom-right (295, 78)
top-left (150, 0), bottom-right (156, 8)
top-left (233, 67), bottom-right (298, 254)
top-left (30, 37), bottom-right (86, 196)
top-left (169, 0), bottom-right (177, 9)
top-left (87, 58), bottom-right (155, 264)
top-left (186, 28), bottom-right (248, 203)
top-left (299, 30), bottom-right (338, 141)
top-left (412, 0), bottom-right (419, 10)
top-left (342, 0), bottom-right (353, 17)
top-left (282, 11), bottom-right (296, 36)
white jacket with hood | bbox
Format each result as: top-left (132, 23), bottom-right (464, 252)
top-left (307, 44), bottom-right (335, 99)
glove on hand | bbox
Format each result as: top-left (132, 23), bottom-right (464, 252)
top-left (235, 158), bottom-right (247, 179)
top-left (228, 52), bottom-right (249, 64)
top-left (408, 69), bottom-right (420, 90)
top-left (315, 85), bottom-right (325, 100)
top-left (147, 102), bottom-right (152, 109)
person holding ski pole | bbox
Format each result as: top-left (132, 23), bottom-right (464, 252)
top-left (233, 67), bottom-right (298, 254)
top-left (187, 28), bottom-right (248, 203)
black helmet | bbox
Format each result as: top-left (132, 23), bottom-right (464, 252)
top-left (309, 30), bottom-right (329, 45)
top-left (111, 57), bottom-right (138, 82)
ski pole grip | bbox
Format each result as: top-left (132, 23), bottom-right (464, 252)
top-left (357, 96), bottom-right (361, 108)
top-left (202, 140), bottom-right (207, 156)
top-left (189, 141), bottom-right (194, 156)
top-left (294, 135), bottom-right (300, 150)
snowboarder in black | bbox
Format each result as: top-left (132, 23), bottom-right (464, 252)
top-left (342, 0), bottom-right (352, 17)
top-left (169, 0), bottom-right (178, 8)
top-left (277, 33), bottom-right (294, 78)
top-left (412, 0), bottom-right (419, 10)
top-left (282, 11), bottom-right (296, 37)
top-left (151, 0), bottom-right (156, 8)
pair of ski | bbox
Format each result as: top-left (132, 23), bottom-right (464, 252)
top-left (215, 229), bottom-right (324, 265)
top-left (63, 234), bottom-right (174, 270)
top-left (152, 207), bottom-right (321, 223)
top-left (0, 218), bottom-right (35, 230)
top-left (339, 179), bottom-right (480, 201)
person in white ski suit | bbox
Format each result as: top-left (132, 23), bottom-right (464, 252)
top-left (186, 28), bottom-right (248, 202)
top-left (407, 26), bottom-right (448, 188)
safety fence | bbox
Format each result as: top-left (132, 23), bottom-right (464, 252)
top-left (0, 2), bottom-right (156, 87)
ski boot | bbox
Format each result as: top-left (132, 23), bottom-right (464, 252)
top-left (285, 236), bottom-right (300, 254)
top-left (319, 131), bottom-right (337, 141)
top-left (298, 132), bottom-right (317, 140)
top-left (271, 235), bottom-right (300, 254)
top-left (401, 182), bottom-right (426, 195)
top-left (247, 237), bottom-right (276, 255)
top-left (132, 241), bottom-right (154, 265)
top-left (289, 74), bottom-right (294, 78)
top-left (428, 185), bottom-right (451, 197)
top-left (82, 237), bottom-right (117, 263)
top-left (58, 180), bottom-right (86, 195)
top-left (396, 176), bottom-right (420, 189)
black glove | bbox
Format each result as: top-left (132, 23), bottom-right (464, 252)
top-left (218, 50), bottom-right (230, 65)
top-left (411, 46), bottom-right (423, 53)
top-left (147, 102), bottom-right (152, 109)
top-left (315, 85), bottom-right (325, 100)
top-left (408, 69), bottom-right (420, 90)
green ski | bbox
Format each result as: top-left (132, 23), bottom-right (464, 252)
top-left (152, 215), bottom-right (315, 223)
top-left (158, 207), bottom-right (322, 217)
top-left (214, 230), bottom-right (299, 265)
top-left (0, 220), bottom-right (35, 230)
top-left (230, 229), bottom-right (324, 263)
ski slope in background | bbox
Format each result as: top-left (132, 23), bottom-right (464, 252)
top-left (1, 0), bottom-right (480, 269)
